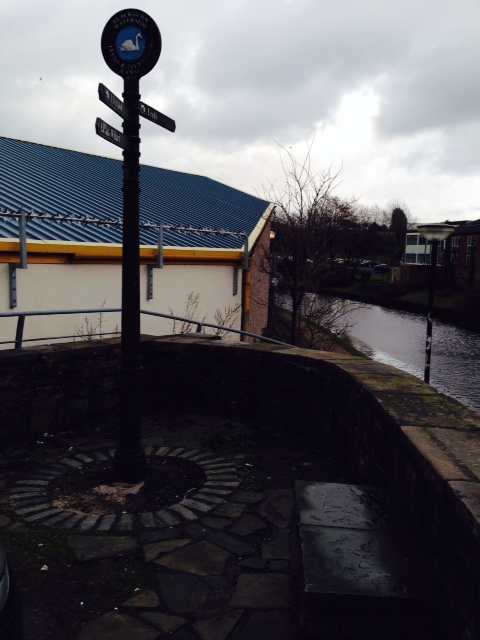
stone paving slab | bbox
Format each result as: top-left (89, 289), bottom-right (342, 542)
top-left (139, 611), bottom-right (187, 633)
top-left (299, 525), bottom-right (437, 599)
top-left (262, 529), bottom-right (290, 559)
top-left (201, 516), bottom-right (231, 529)
top-left (257, 489), bottom-right (294, 528)
top-left (229, 513), bottom-right (268, 536)
top-left (296, 481), bottom-right (443, 640)
top-left (76, 610), bottom-right (160, 640)
top-left (153, 540), bottom-right (231, 575)
top-left (156, 574), bottom-right (214, 614)
top-left (236, 611), bottom-right (293, 640)
top-left (206, 531), bottom-right (256, 556)
top-left (230, 574), bottom-right (292, 609)
top-left (296, 481), bottom-right (411, 531)
top-left (68, 535), bottom-right (139, 562)
top-left (143, 538), bottom-right (191, 561)
top-left (122, 590), bottom-right (160, 608)
top-left (192, 610), bottom-right (243, 640)
top-left (211, 502), bottom-right (248, 518)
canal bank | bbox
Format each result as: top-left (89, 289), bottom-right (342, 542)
top-left (317, 283), bottom-right (480, 333)
top-left (319, 295), bottom-right (480, 416)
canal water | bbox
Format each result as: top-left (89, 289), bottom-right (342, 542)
top-left (341, 301), bottom-right (480, 416)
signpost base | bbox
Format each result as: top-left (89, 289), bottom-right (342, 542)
top-left (112, 448), bottom-right (146, 484)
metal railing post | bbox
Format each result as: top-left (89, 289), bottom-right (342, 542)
top-left (14, 314), bottom-right (25, 349)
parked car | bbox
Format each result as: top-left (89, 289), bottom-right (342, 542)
top-left (0, 545), bottom-right (22, 639)
top-left (373, 263), bottom-right (390, 273)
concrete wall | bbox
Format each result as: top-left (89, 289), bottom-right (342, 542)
top-left (1, 336), bottom-right (480, 638)
top-left (0, 262), bottom-right (243, 347)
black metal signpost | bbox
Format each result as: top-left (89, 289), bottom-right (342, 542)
top-left (98, 9), bottom-right (175, 483)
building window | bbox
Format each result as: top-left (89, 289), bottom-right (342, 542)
top-left (405, 253), bottom-right (417, 264)
top-left (406, 235), bottom-right (418, 245)
top-left (466, 236), bottom-right (477, 265)
top-left (450, 237), bottom-right (460, 264)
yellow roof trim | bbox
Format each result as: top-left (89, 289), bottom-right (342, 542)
top-left (0, 238), bottom-right (243, 262)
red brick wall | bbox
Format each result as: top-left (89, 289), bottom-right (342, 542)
top-left (248, 221), bottom-right (271, 336)
top-left (448, 234), bottom-right (480, 291)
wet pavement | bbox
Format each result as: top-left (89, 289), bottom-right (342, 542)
top-left (296, 482), bottom-right (445, 639)
top-left (0, 411), bottom-right (445, 639)
top-left (1, 412), bottom-right (304, 640)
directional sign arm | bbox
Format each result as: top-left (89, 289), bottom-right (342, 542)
top-left (95, 117), bottom-right (130, 150)
top-left (139, 101), bottom-right (176, 132)
top-left (98, 84), bottom-right (174, 132)
top-left (98, 83), bottom-right (129, 120)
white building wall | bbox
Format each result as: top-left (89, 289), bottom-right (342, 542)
top-left (0, 262), bottom-right (242, 348)
top-left (404, 233), bottom-right (430, 264)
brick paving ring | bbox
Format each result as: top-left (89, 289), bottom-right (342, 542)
top-left (8, 446), bottom-right (240, 533)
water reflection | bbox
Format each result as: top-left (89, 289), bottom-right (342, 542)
top-left (340, 301), bottom-right (480, 416)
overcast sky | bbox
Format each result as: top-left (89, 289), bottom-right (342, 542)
top-left (2, 0), bottom-right (480, 223)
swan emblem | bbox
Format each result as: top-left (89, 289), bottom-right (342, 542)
top-left (120, 32), bottom-right (143, 52)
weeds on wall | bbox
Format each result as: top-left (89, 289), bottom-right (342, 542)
top-left (74, 305), bottom-right (120, 341)
top-left (212, 303), bottom-right (241, 337)
top-left (168, 292), bottom-right (241, 337)
top-left (168, 292), bottom-right (207, 334)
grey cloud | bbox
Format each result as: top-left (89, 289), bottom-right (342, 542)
top-left (2, 0), bottom-right (480, 221)
top-left (373, 2), bottom-right (479, 131)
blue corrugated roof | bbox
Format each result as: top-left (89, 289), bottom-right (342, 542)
top-left (0, 137), bottom-right (270, 249)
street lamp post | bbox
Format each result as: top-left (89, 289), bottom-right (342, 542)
top-left (417, 224), bottom-right (455, 384)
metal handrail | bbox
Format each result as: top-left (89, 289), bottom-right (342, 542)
top-left (0, 307), bottom-right (293, 349)
top-left (0, 308), bottom-right (122, 349)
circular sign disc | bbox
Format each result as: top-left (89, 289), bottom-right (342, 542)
top-left (101, 9), bottom-right (161, 78)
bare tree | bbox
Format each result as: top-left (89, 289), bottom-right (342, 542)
top-left (212, 303), bottom-right (242, 337)
top-left (264, 138), bottom-right (358, 344)
top-left (168, 293), bottom-right (241, 338)
top-left (168, 292), bottom-right (206, 334)
top-left (299, 294), bottom-right (365, 350)
top-left (74, 301), bottom-right (120, 341)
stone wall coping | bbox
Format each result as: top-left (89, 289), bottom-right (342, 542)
top-left (144, 337), bottom-right (480, 550)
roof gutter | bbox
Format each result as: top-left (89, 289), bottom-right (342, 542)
top-left (0, 239), bottom-right (244, 265)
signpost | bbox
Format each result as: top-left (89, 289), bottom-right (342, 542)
top-left (97, 9), bottom-right (175, 483)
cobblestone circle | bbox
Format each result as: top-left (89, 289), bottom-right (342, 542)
top-left (8, 446), bottom-right (240, 532)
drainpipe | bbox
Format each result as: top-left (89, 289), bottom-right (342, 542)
top-left (241, 270), bottom-right (251, 339)
top-left (240, 235), bottom-right (250, 340)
